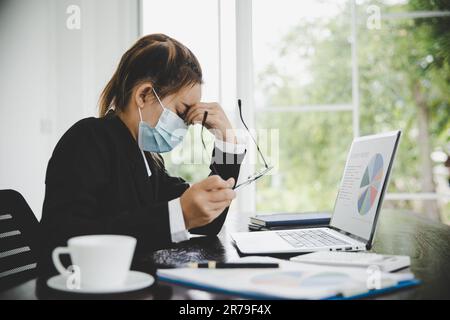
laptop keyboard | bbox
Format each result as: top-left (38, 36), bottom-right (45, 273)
top-left (277, 229), bottom-right (351, 248)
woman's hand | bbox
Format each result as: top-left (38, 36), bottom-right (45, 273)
top-left (185, 102), bottom-right (236, 144)
top-left (180, 175), bottom-right (236, 230)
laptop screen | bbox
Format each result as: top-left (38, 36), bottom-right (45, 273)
top-left (330, 131), bottom-right (400, 241)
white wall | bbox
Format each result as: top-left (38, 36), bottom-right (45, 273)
top-left (0, 0), bottom-right (139, 220)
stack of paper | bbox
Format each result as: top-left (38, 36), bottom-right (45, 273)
top-left (157, 257), bottom-right (418, 300)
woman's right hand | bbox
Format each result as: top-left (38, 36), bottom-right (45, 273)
top-left (180, 176), bottom-right (236, 230)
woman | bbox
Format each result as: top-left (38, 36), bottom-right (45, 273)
top-left (38, 34), bottom-right (245, 276)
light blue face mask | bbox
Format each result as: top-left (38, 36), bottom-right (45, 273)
top-left (138, 88), bottom-right (188, 153)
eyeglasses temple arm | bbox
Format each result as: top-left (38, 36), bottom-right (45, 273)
top-left (237, 99), bottom-right (269, 169)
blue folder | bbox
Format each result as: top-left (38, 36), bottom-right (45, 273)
top-left (157, 275), bottom-right (420, 300)
top-left (250, 212), bottom-right (332, 228)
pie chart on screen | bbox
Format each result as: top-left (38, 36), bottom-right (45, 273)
top-left (358, 153), bottom-right (384, 215)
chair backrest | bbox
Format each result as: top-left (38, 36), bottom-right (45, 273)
top-left (0, 190), bottom-right (39, 290)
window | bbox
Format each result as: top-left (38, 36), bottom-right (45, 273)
top-left (141, 0), bottom-right (450, 222)
top-left (250, 0), bottom-right (450, 221)
top-left (357, 0), bottom-right (450, 222)
top-left (252, 0), bottom-right (354, 213)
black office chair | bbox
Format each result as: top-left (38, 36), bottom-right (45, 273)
top-left (0, 190), bottom-right (40, 291)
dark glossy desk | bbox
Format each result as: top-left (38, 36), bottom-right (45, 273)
top-left (1, 209), bottom-right (450, 300)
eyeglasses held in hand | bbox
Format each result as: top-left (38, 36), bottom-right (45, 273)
top-left (200, 100), bottom-right (273, 190)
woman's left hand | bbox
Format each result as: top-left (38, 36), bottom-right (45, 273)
top-left (185, 102), bottom-right (236, 144)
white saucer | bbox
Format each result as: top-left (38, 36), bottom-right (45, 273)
top-left (47, 271), bottom-right (155, 294)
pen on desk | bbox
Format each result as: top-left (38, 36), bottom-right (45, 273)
top-left (187, 261), bottom-right (279, 269)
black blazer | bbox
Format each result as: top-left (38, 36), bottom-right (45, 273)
top-left (38, 113), bottom-right (244, 276)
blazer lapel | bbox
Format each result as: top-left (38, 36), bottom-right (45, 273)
top-left (107, 114), bottom-right (156, 205)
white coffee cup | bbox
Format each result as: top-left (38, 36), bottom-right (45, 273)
top-left (52, 235), bottom-right (137, 289)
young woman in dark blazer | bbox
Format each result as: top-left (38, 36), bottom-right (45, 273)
top-left (38, 34), bottom-right (245, 276)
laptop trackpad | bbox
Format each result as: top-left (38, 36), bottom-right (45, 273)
top-left (231, 231), bottom-right (294, 254)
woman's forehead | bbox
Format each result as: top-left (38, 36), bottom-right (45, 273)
top-left (175, 84), bottom-right (202, 106)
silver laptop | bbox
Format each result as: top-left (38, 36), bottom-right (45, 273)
top-left (231, 131), bottom-right (401, 254)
